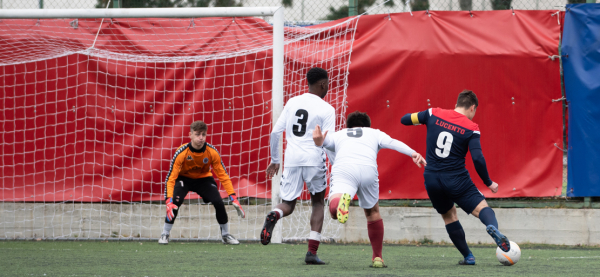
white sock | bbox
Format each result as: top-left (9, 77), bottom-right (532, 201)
top-left (309, 231), bottom-right (321, 241)
top-left (273, 208), bottom-right (284, 219)
top-left (220, 223), bottom-right (229, 236)
top-left (163, 223), bottom-right (173, 235)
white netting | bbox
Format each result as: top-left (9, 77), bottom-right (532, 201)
top-left (0, 13), bottom-right (357, 241)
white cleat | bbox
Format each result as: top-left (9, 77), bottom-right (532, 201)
top-left (158, 234), bottom-right (169, 245)
top-left (222, 234), bottom-right (240, 245)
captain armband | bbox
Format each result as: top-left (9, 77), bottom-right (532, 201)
top-left (410, 113), bottom-right (421, 125)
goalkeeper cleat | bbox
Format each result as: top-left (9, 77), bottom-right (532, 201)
top-left (229, 194), bottom-right (246, 218)
top-left (458, 253), bottom-right (476, 265)
top-left (370, 257), bottom-right (387, 268)
top-left (337, 193), bottom-right (351, 224)
top-left (486, 225), bottom-right (510, 252)
top-left (305, 252), bottom-right (326, 265)
top-left (260, 211), bottom-right (278, 245)
top-left (222, 234), bottom-right (240, 245)
top-left (158, 234), bottom-right (169, 245)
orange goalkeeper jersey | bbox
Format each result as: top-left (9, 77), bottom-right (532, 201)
top-left (164, 142), bottom-right (235, 199)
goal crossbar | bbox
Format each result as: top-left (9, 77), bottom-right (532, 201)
top-left (0, 7), bottom-right (281, 19)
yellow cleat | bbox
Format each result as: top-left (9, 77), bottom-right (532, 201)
top-left (370, 257), bottom-right (387, 268)
top-left (337, 193), bottom-right (351, 224)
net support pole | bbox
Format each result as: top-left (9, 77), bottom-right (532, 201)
top-left (349, 0), bottom-right (358, 16)
top-left (271, 7), bottom-right (284, 244)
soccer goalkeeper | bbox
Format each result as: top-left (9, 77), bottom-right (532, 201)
top-left (159, 120), bottom-right (245, 245)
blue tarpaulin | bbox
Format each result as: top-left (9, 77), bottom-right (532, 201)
top-left (563, 4), bottom-right (600, 196)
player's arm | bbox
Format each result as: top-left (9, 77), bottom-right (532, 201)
top-left (210, 148), bottom-right (245, 218)
top-left (165, 149), bottom-right (185, 220)
top-left (267, 105), bottom-right (288, 178)
top-left (165, 150), bottom-right (185, 199)
top-left (468, 134), bottom-right (494, 190)
top-left (378, 132), bottom-right (427, 168)
top-left (313, 125), bottom-right (335, 152)
top-left (400, 109), bottom-right (430, 126)
top-left (322, 108), bottom-right (337, 164)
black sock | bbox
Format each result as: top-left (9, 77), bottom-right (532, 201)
top-left (478, 207), bottom-right (498, 229)
top-left (446, 221), bottom-right (471, 258)
top-left (213, 200), bottom-right (229, 224)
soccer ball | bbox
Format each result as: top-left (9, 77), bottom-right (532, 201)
top-left (496, 241), bottom-right (521, 266)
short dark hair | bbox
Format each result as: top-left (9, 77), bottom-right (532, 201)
top-left (306, 67), bottom-right (328, 85)
top-left (190, 120), bottom-right (207, 133)
top-left (346, 111), bottom-right (371, 128)
top-left (456, 90), bottom-right (478, 109)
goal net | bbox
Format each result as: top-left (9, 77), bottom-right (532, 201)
top-left (0, 7), bottom-right (358, 242)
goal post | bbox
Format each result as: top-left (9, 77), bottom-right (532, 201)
top-left (0, 7), bottom-right (355, 242)
top-left (270, 8), bottom-right (285, 244)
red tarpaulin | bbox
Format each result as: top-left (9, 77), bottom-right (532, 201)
top-left (346, 11), bottom-right (563, 199)
top-left (0, 11), bottom-right (563, 202)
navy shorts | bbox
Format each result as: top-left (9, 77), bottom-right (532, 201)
top-left (423, 170), bottom-right (485, 215)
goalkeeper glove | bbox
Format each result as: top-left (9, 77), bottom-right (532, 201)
top-left (229, 194), bottom-right (245, 218)
top-left (166, 198), bottom-right (178, 221)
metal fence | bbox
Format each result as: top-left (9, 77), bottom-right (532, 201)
top-left (1, 0), bottom-right (598, 23)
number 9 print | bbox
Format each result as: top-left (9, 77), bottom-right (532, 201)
top-left (435, 131), bottom-right (453, 158)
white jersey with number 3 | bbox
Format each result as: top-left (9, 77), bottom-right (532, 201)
top-left (270, 93), bottom-right (335, 167)
top-left (322, 127), bottom-right (415, 169)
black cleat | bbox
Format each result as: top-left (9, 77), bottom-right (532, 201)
top-left (260, 211), bottom-right (278, 245)
top-left (305, 251), bottom-right (326, 265)
top-left (486, 225), bottom-right (510, 252)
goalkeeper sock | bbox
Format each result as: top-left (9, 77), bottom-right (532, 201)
top-left (220, 223), bottom-right (229, 236)
top-left (273, 208), bottom-right (283, 220)
top-left (163, 223), bottom-right (173, 235)
top-left (308, 231), bottom-right (321, 254)
top-left (367, 219), bottom-right (384, 260)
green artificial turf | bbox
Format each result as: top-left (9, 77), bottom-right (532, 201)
top-left (2, 241), bottom-right (600, 276)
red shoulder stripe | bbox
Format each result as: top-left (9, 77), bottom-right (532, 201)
top-left (431, 108), bottom-right (480, 131)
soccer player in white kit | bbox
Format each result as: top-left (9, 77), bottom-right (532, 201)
top-left (261, 67), bottom-right (335, 265)
top-left (313, 111), bottom-right (426, 268)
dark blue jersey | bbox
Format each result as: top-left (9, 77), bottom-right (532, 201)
top-left (401, 108), bottom-right (492, 186)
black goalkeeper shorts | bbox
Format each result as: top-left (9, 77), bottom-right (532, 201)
top-left (170, 176), bottom-right (224, 207)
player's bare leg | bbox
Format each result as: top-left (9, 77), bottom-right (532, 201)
top-left (305, 189), bottom-right (326, 265)
top-left (260, 200), bottom-right (296, 245)
top-left (472, 200), bottom-right (510, 252)
top-left (442, 206), bottom-right (475, 265)
top-left (364, 203), bottom-right (386, 268)
top-left (275, 200), bottom-right (297, 216)
top-left (441, 205), bottom-right (459, 224)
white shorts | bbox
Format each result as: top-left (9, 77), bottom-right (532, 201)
top-left (329, 164), bottom-right (379, 209)
top-left (280, 165), bottom-right (328, 201)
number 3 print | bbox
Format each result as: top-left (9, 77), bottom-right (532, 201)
top-left (293, 109), bottom-right (309, 137)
